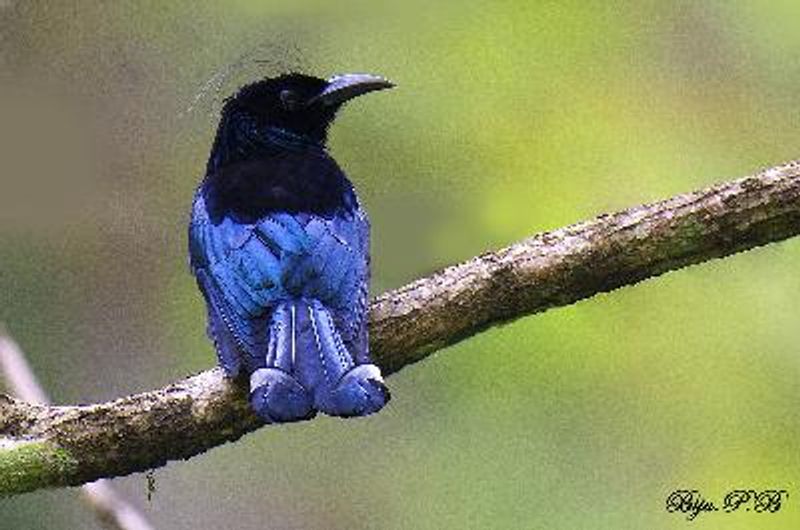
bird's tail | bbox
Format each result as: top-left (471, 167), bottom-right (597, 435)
top-left (249, 299), bottom-right (389, 423)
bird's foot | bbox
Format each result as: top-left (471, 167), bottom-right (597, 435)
top-left (249, 368), bottom-right (315, 423)
top-left (316, 364), bottom-right (390, 418)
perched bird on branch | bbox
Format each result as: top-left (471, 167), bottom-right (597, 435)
top-left (189, 72), bottom-right (394, 422)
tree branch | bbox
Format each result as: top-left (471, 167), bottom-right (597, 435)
top-left (2, 159), bottom-right (799, 497)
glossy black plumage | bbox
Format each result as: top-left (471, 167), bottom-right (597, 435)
top-left (189, 72), bottom-right (393, 422)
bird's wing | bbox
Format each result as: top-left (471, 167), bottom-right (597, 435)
top-left (269, 206), bottom-right (370, 359)
top-left (190, 191), bottom-right (369, 375)
top-left (189, 192), bottom-right (283, 374)
top-left (329, 206), bottom-right (370, 362)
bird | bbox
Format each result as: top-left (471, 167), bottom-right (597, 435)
top-left (189, 72), bottom-right (394, 423)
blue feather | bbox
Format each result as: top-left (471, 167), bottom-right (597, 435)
top-left (249, 299), bottom-right (388, 421)
top-left (189, 72), bottom-right (391, 422)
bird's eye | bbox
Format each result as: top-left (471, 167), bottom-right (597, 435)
top-left (280, 89), bottom-right (300, 111)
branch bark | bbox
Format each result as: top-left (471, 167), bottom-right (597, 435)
top-left (2, 159), bottom-right (799, 497)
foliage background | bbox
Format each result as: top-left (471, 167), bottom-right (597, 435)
top-left (1, 1), bottom-right (799, 529)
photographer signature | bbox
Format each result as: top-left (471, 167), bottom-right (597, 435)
top-left (666, 489), bottom-right (788, 521)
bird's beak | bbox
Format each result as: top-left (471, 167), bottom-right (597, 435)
top-left (310, 73), bottom-right (394, 107)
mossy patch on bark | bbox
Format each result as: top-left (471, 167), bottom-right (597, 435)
top-left (0, 439), bottom-right (78, 496)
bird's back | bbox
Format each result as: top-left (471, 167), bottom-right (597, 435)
top-left (189, 149), bottom-right (369, 375)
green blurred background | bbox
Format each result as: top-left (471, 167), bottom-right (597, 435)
top-left (1, 1), bottom-right (799, 529)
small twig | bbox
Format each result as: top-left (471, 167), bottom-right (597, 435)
top-left (0, 330), bottom-right (48, 405)
top-left (81, 480), bottom-right (156, 530)
top-left (0, 331), bottom-right (155, 530)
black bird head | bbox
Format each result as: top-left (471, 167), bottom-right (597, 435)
top-left (203, 72), bottom-right (394, 215)
top-left (219, 72), bottom-right (393, 145)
